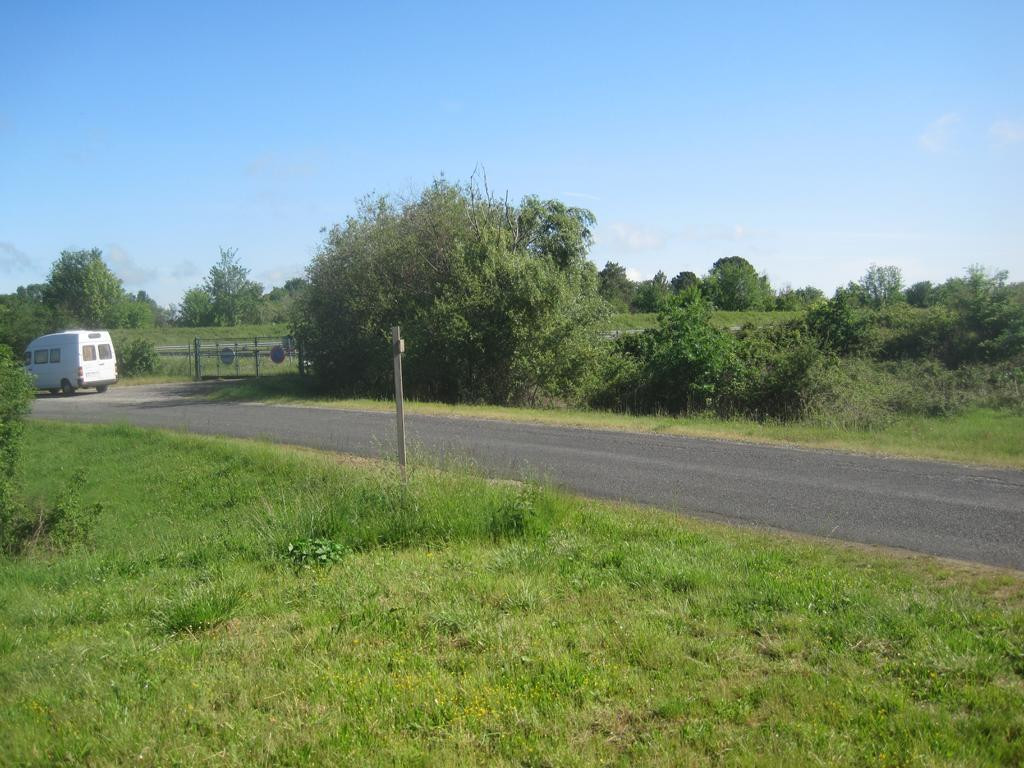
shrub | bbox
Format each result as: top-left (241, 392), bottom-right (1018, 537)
top-left (806, 291), bottom-right (877, 356)
top-left (724, 323), bottom-right (825, 420)
top-left (0, 346), bottom-right (32, 547)
top-left (874, 304), bottom-right (958, 363)
top-left (644, 296), bottom-right (737, 413)
top-left (118, 338), bottom-right (159, 377)
top-left (591, 294), bottom-right (739, 416)
top-left (587, 332), bottom-right (655, 413)
top-left (801, 359), bottom-right (969, 430)
top-left (296, 178), bottom-right (608, 405)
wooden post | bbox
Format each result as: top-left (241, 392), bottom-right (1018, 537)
top-left (254, 336), bottom-right (260, 377)
top-left (194, 337), bottom-right (202, 380)
top-left (392, 326), bottom-right (407, 481)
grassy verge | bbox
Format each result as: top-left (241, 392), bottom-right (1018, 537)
top-left (203, 376), bottom-right (1024, 469)
top-left (2, 423), bottom-right (1023, 765)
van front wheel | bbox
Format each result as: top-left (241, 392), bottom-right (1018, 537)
top-left (96, 385), bottom-right (108, 393)
top-left (60, 379), bottom-right (76, 396)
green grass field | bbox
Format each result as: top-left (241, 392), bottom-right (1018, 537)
top-left (111, 323), bottom-right (289, 347)
top-left (112, 312), bottom-right (800, 346)
top-left (2, 423), bottom-right (1022, 765)
top-left (204, 376), bottom-right (1024, 469)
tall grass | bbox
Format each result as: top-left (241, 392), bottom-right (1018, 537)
top-left (1, 422), bottom-right (1022, 765)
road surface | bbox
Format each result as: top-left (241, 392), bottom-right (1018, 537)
top-left (30, 382), bottom-right (1024, 570)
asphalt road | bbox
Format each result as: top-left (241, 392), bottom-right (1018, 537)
top-left (30, 382), bottom-right (1024, 570)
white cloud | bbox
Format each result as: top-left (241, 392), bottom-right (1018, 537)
top-left (600, 221), bottom-right (665, 252)
top-left (0, 241), bottom-right (33, 273)
top-left (677, 224), bottom-right (769, 243)
top-left (171, 260), bottom-right (198, 279)
top-left (257, 264), bottom-right (304, 287)
top-left (245, 153), bottom-right (317, 179)
top-left (991, 119), bottom-right (1024, 146)
top-left (625, 267), bottom-right (647, 282)
top-left (918, 113), bottom-right (960, 153)
top-left (107, 244), bottom-right (157, 286)
top-left (564, 191), bottom-right (601, 201)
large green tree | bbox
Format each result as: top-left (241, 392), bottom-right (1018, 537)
top-left (203, 248), bottom-right (264, 326)
top-left (598, 262), bottom-right (635, 310)
top-left (0, 285), bottom-right (51, 352)
top-left (297, 179), bottom-right (607, 405)
top-left (857, 264), bottom-right (905, 308)
top-left (703, 256), bottom-right (773, 310)
top-left (670, 271), bottom-right (700, 294)
top-left (43, 249), bottom-right (129, 328)
top-left (631, 270), bottom-right (671, 312)
top-left (177, 287), bottom-right (215, 327)
top-left (262, 277), bottom-right (307, 323)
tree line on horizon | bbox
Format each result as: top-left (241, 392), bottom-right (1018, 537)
top-left (2, 238), bottom-right (1007, 347)
top-left (597, 257), bottom-right (825, 313)
top-left (1, 175), bottom-right (1021, 426)
top-left (289, 178), bottom-right (1023, 425)
top-left (0, 248), bottom-right (306, 353)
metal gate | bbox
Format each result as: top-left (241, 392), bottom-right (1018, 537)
top-left (154, 336), bottom-right (306, 379)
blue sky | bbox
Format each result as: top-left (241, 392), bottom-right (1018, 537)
top-left (2, 1), bottom-right (1022, 305)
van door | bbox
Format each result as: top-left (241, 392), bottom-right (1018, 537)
top-left (81, 343), bottom-right (100, 383)
top-left (25, 348), bottom-right (40, 387)
top-left (96, 342), bottom-right (115, 382)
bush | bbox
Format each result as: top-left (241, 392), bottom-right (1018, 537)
top-left (118, 338), bottom-right (159, 377)
top-left (724, 323), bottom-right (825, 420)
top-left (296, 178), bottom-right (608, 405)
top-left (806, 291), bottom-right (877, 356)
top-left (801, 359), bottom-right (969, 430)
top-left (952, 362), bottom-right (1024, 413)
top-left (586, 332), bottom-right (654, 413)
top-left (644, 297), bottom-right (737, 413)
top-left (0, 346), bottom-right (32, 546)
top-left (588, 295), bottom-right (737, 415)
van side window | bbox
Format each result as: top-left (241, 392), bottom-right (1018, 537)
top-left (34, 349), bottom-right (48, 364)
top-left (49, 348), bottom-right (60, 363)
top-left (82, 345), bottom-right (96, 361)
top-left (98, 344), bottom-right (112, 360)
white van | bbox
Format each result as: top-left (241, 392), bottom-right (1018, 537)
top-left (24, 330), bottom-right (118, 395)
